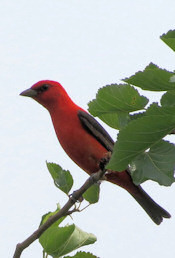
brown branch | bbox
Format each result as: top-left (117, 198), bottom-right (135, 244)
top-left (13, 168), bottom-right (106, 258)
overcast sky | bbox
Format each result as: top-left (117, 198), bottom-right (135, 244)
top-left (1, 1), bottom-right (175, 258)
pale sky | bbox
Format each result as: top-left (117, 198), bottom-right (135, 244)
top-left (1, 1), bottom-right (175, 258)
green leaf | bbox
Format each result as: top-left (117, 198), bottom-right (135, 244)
top-left (88, 84), bottom-right (148, 114)
top-left (124, 63), bottom-right (175, 91)
top-left (129, 111), bottom-right (145, 121)
top-left (88, 84), bottom-right (148, 129)
top-left (161, 90), bottom-right (175, 107)
top-left (64, 251), bottom-right (98, 258)
top-left (39, 224), bottom-right (97, 257)
top-left (160, 30), bottom-right (175, 51)
top-left (146, 102), bottom-right (175, 115)
top-left (130, 140), bottom-right (175, 186)
top-left (83, 183), bottom-right (100, 204)
top-left (40, 204), bottom-right (66, 228)
top-left (106, 105), bottom-right (175, 171)
top-left (97, 112), bottom-right (130, 129)
top-left (47, 162), bottom-right (73, 194)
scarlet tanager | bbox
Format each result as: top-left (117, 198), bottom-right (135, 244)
top-left (20, 80), bottom-right (171, 225)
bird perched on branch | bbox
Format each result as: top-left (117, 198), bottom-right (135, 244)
top-left (20, 80), bottom-right (171, 225)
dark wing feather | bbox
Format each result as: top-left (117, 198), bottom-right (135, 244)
top-left (78, 110), bottom-right (114, 152)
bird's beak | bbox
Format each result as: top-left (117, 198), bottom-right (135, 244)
top-left (20, 88), bottom-right (38, 97)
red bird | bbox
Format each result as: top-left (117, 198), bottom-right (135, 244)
top-left (20, 80), bottom-right (171, 225)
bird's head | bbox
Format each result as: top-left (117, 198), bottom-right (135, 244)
top-left (20, 80), bottom-right (69, 109)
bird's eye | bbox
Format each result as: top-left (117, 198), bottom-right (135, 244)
top-left (37, 84), bottom-right (50, 93)
top-left (41, 84), bottom-right (50, 91)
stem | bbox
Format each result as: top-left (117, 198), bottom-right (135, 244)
top-left (13, 168), bottom-right (106, 258)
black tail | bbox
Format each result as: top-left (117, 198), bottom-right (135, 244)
top-left (131, 185), bottom-right (171, 225)
top-left (105, 170), bottom-right (171, 225)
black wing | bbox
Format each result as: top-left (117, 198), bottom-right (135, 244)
top-left (78, 110), bottom-right (114, 152)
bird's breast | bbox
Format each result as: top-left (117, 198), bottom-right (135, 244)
top-left (51, 109), bottom-right (108, 174)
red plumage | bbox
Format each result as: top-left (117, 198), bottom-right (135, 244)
top-left (20, 80), bottom-right (171, 225)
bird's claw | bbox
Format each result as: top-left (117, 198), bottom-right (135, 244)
top-left (99, 151), bottom-right (112, 171)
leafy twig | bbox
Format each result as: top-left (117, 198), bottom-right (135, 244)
top-left (13, 168), bottom-right (106, 258)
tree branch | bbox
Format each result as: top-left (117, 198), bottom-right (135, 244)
top-left (13, 168), bottom-right (106, 258)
